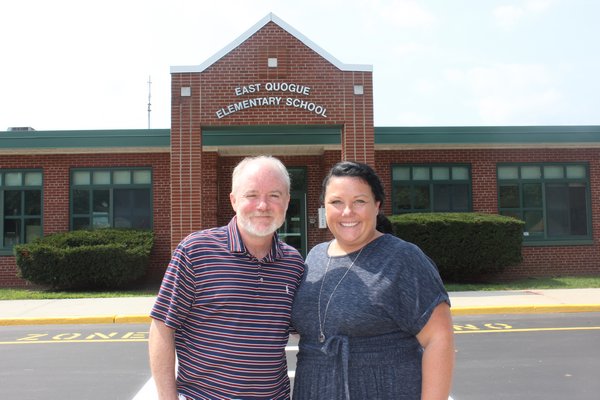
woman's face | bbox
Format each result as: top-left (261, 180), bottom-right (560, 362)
top-left (324, 176), bottom-right (381, 253)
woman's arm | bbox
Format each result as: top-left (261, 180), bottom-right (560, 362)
top-left (416, 302), bottom-right (455, 400)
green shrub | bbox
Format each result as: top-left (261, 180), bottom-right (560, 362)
top-left (388, 213), bottom-right (524, 282)
top-left (14, 229), bottom-right (154, 290)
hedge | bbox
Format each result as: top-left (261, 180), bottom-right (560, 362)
top-left (388, 212), bottom-right (524, 282)
top-left (14, 229), bottom-right (154, 290)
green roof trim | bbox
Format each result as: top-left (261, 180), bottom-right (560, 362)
top-left (3, 125), bottom-right (600, 151)
top-left (375, 126), bottom-right (600, 145)
top-left (202, 125), bottom-right (342, 146)
top-left (0, 129), bottom-right (170, 149)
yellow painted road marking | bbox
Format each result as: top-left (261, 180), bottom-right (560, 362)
top-left (0, 331), bottom-right (149, 345)
top-left (451, 304), bottom-right (600, 315)
top-left (1, 339), bottom-right (148, 344)
top-left (455, 326), bottom-right (600, 334)
top-left (1, 324), bottom-right (599, 345)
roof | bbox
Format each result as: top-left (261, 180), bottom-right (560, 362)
top-left (0, 129), bottom-right (170, 155)
top-left (170, 13), bottom-right (373, 74)
top-left (2, 125), bottom-right (600, 156)
top-left (375, 125), bottom-right (600, 149)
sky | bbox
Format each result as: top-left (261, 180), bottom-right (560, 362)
top-left (1, 0), bottom-right (599, 131)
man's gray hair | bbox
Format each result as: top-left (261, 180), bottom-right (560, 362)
top-left (231, 155), bottom-right (291, 194)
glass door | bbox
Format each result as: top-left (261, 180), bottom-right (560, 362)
top-left (279, 192), bottom-right (306, 257)
top-left (278, 168), bottom-right (307, 257)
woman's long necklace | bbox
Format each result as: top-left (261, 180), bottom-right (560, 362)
top-left (317, 246), bottom-right (364, 343)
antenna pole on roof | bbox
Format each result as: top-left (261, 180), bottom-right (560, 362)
top-left (147, 75), bottom-right (152, 129)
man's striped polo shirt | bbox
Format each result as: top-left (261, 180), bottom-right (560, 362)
top-left (151, 217), bottom-right (305, 400)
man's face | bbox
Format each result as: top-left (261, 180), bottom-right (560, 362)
top-left (230, 162), bottom-right (290, 238)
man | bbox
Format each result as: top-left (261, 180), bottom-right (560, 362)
top-left (149, 155), bottom-right (304, 400)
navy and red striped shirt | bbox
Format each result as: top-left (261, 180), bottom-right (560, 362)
top-left (151, 217), bottom-right (304, 400)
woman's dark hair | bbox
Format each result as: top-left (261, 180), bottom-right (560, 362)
top-left (321, 161), bottom-right (393, 234)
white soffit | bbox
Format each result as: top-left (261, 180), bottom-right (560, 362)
top-left (203, 144), bottom-right (340, 156)
top-left (171, 13), bottom-right (372, 73)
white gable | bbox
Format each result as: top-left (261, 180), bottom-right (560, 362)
top-left (171, 13), bottom-right (372, 73)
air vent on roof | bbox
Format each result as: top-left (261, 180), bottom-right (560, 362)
top-left (7, 127), bottom-right (35, 131)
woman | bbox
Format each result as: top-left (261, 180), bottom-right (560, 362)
top-left (291, 161), bottom-right (454, 400)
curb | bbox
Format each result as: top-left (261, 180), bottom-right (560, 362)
top-left (451, 304), bottom-right (600, 315)
top-left (1, 305), bottom-right (600, 326)
top-left (0, 314), bottom-right (151, 326)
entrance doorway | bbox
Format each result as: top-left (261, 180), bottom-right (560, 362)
top-left (278, 168), bottom-right (307, 257)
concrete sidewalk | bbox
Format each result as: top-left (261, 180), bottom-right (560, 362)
top-left (1, 288), bottom-right (600, 326)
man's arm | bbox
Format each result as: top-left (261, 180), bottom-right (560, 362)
top-left (149, 318), bottom-right (179, 400)
top-left (416, 302), bottom-right (455, 400)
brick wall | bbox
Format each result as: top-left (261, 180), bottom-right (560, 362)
top-left (0, 152), bottom-right (172, 287)
top-left (170, 72), bottom-right (204, 248)
top-left (375, 148), bottom-right (600, 278)
top-left (169, 21), bottom-right (374, 249)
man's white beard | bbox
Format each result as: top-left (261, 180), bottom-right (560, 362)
top-left (238, 213), bottom-right (284, 237)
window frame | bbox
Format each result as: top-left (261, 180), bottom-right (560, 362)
top-left (497, 162), bottom-right (592, 244)
top-left (0, 169), bottom-right (44, 254)
top-left (391, 164), bottom-right (472, 214)
top-left (70, 167), bottom-right (153, 231)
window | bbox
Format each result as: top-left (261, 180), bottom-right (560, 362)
top-left (392, 165), bottom-right (471, 213)
top-left (497, 163), bottom-right (591, 241)
top-left (71, 168), bottom-right (152, 230)
top-left (1, 170), bottom-right (43, 249)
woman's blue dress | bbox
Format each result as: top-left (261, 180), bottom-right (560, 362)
top-left (290, 234), bottom-right (449, 400)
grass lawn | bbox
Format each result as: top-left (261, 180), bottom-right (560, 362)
top-left (0, 287), bottom-right (158, 300)
top-left (444, 276), bottom-right (600, 292)
top-left (1, 276), bottom-right (599, 300)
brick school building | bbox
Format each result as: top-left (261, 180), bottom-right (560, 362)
top-left (1, 14), bottom-right (599, 286)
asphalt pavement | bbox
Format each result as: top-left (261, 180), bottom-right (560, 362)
top-left (1, 288), bottom-right (600, 326)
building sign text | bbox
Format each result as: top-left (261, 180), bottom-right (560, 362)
top-left (216, 82), bottom-right (328, 119)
